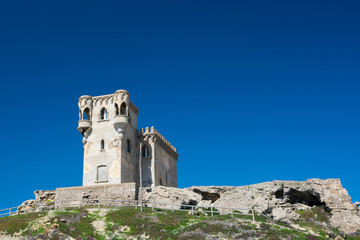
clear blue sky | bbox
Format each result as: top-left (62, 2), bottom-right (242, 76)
top-left (0, 1), bottom-right (359, 209)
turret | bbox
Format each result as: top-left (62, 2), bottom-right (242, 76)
top-left (77, 95), bottom-right (93, 142)
top-left (113, 90), bottom-right (130, 139)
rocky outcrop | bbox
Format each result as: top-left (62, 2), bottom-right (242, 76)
top-left (34, 190), bottom-right (56, 203)
top-left (142, 186), bottom-right (202, 208)
top-left (17, 190), bottom-right (55, 213)
top-left (18, 179), bottom-right (359, 234)
top-left (141, 179), bottom-right (360, 234)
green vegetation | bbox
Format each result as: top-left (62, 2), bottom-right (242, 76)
top-left (296, 206), bottom-right (331, 223)
top-left (0, 206), bottom-right (357, 239)
top-left (0, 212), bottom-right (45, 235)
top-left (52, 208), bottom-right (99, 239)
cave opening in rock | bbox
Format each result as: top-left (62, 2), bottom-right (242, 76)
top-left (201, 192), bottom-right (220, 203)
top-left (180, 199), bottom-right (198, 210)
top-left (275, 188), bottom-right (284, 199)
top-left (192, 189), bottom-right (220, 203)
top-left (287, 189), bottom-right (324, 207)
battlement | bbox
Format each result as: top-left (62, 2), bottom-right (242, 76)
top-left (78, 90), bottom-right (139, 116)
top-left (140, 126), bottom-right (178, 159)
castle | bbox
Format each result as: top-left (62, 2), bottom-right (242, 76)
top-left (77, 89), bottom-right (178, 188)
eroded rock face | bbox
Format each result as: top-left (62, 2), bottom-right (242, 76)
top-left (34, 190), bottom-right (56, 203)
top-left (18, 190), bottom-right (56, 213)
top-left (142, 186), bottom-right (202, 208)
top-left (141, 178), bottom-right (360, 234)
top-left (20, 179), bottom-right (359, 234)
top-left (17, 199), bottom-right (37, 213)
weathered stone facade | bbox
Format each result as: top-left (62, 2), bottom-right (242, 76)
top-left (77, 89), bottom-right (178, 187)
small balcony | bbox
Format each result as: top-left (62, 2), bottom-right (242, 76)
top-left (77, 120), bottom-right (92, 134)
top-left (114, 115), bottom-right (128, 124)
top-left (113, 115), bottom-right (128, 132)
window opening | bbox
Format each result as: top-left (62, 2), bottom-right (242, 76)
top-left (120, 102), bottom-right (127, 115)
top-left (127, 139), bottom-right (131, 153)
top-left (142, 145), bottom-right (149, 157)
top-left (84, 108), bottom-right (90, 120)
top-left (115, 103), bottom-right (119, 115)
top-left (97, 165), bottom-right (107, 181)
top-left (100, 140), bottom-right (105, 150)
top-left (100, 108), bottom-right (107, 120)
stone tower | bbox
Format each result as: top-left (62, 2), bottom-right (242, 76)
top-left (77, 90), bottom-right (178, 187)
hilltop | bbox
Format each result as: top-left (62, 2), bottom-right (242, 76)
top-left (0, 205), bottom-right (359, 239)
top-left (1, 178), bottom-right (360, 239)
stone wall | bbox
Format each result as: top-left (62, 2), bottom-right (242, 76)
top-left (154, 142), bottom-right (177, 187)
top-left (55, 182), bottom-right (137, 207)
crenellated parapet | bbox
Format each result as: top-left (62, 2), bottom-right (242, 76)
top-left (139, 126), bottom-right (178, 159)
top-left (77, 90), bottom-right (139, 116)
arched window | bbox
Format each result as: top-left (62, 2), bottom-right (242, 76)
top-left (127, 139), bottom-right (131, 153)
top-left (100, 140), bottom-right (105, 150)
top-left (83, 108), bottom-right (90, 120)
top-left (100, 108), bottom-right (107, 120)
top-left (97, 165), bottom-right (107, 181)
top-left (142, 145), bottom-right (149, 157)
top-left (114, 103), bottom-right (119, 116)
top-left (120, 102), bottom-right (127, 115)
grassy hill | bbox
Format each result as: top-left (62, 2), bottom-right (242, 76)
top-left (0, 206), bottom-right (359, 239)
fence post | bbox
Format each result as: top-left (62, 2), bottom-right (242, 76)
top-left (152, 203), bottom-right (154, 211)
top-left (79, 200), bottom-right (81, 209)
top-left (98, 201), bottom-right (100, 210)
top-left (172, 205), bottom-right (174, 213)
top-left (191, 206), bottom-right (194, 215)
top-left (252, 209), bottom-right (255, 222)
top-left (9, 208), bottom-right (11, 216)
top-left (231, 209), bottom-right (233, 218)
top-left (211, 207), bottom-right (213, 216)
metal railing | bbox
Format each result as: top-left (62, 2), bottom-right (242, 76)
top-left (0, 199), bottom-right (255, 222)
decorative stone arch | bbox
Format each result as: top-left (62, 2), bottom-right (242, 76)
top-left (83, 108), bottom-right (91, 120)
top-left (120, 102), bottom-right (127, 115)
top-left (142, 145), bottom-right (150, 157)
top-left (100, 108), bottom-right (108, 120)
top-left (114, 103), bottom-right (119, 116)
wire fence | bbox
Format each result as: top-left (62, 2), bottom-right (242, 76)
top-left (0, 199), bottom-right (255, 222)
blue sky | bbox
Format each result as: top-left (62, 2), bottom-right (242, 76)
top-left (0, 1), bottom-right (359, 209)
